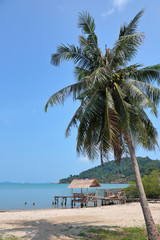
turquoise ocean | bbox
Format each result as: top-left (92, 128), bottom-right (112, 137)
top-left (0, 183), bottom-right (129, 211)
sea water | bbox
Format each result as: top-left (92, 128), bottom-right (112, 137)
top-left (0, 183), bottom-right (129, 210)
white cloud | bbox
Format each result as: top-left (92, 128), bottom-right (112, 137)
top-left (78, 156), bottom-right (90, 163)
top-left (102, 0), bottom-right (131, 18)
top-left (113, 0), bottom-right (131, 11)
top-left (102, 8), bottom-right (115, 18)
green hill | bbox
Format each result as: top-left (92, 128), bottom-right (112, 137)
top-left (59, 157), bottom-right (160, 183)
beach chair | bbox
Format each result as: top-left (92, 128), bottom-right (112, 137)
top-left (87, 192), bottom-right (97, 207)
top-left (71, 193), bottom-right (87, 208)
top-left (107, 191), bottom-right (118, 205)
top-left (104, 190), bottom-right (120, 204)
top-left (117, 190), bottom-right (126, 204)
top-left (105, 190), bottom-right (117, 199)
top-left (102, 190), bottom-right (113, 205)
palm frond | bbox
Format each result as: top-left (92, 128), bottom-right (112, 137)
top-left (101, 89), bottom-right (119, 140)
top-left (79, 35), bottom-right (104, 67)
top-left (44, 80), bottom-right (88, 112)
top-left (76, 92), bottom-right (105, 153)
top-left (120, 63), bottom-right (143, 76)
top-left (111, 33), bottom-right (145, 67)
top-left (130, 112), bottom-right (158, 150)
top-left (113, 83), bottom-right (130, 128)
top-left (78, 12), bottom-right (97, 46)
top-left (51, 44), bottom-right (91, 69)
top-left (128, 64), bottom-right (160, 84)
top-left (74, 67), bottom-right (92, 82)
top-left (65, 103), bottom-right (84, 137)
top-left (141, 119), bottom-right (159, 150)
top-left (78, 12), bottom-right (102, 60)
top-left (104, 89), bottom-right (123, 163)
top-left (119, 9), bottom-right (144, 37)
top-left (127, 78), bottom-right (160, 106)
top-left (79, 35), bottom-right (95, 52)
top-left (122, 80), bottom-right (158, 116)
top-left (82, 120), bottom-right (100, 160)
top-left (112, 133), bottom-right (125, 164)
top-left (88, 67), bottom-right (111, 87)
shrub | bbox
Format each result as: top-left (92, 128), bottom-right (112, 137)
top-left (125, 170), bottom-right (160, 198)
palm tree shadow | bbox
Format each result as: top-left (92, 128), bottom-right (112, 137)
top-left (0, 219), bottom-right (118, 239)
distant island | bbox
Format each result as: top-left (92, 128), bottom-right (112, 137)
top-left (59, 157), bottom-right (160, 184)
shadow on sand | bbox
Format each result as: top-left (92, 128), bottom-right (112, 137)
top-left (0, 219), bottom-right (120, 240)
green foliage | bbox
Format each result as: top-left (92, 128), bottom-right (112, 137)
top-left (78, 232), bottom-right (86, 237)
top-left (59, 157), bottom-right (160, 183)
top-left (124, 183), bottom-right (139, 198)
top-left (82, 226), bottom-right (152, 240)
top-left (125, 170), bottom-right (160, 198)
top-left (143, 170), bottom-right (160, 198)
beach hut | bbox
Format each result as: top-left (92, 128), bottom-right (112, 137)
top-left (68, 179), bottom-right (101, 207)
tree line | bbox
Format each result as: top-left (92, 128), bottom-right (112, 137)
top-left (59, 157), bottom-right (160, 184)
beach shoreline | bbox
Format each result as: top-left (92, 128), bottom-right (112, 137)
top-left (0, 203), bottom-right (160, 239)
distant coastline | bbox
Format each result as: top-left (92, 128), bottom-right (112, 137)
top-left (1, 157), bottom-right (160, 185)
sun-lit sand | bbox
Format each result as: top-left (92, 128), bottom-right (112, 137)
top-left (0, 203), bottom-right (160, 240)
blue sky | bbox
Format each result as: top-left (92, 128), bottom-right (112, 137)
top-left (0, 0), bottom-right (160, 183)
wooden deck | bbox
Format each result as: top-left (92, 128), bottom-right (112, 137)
top-left (71, 193), bottom-right (98, 208)
top-left (53, 194), bottom-right (160, 208)
top-left (53, 196), bottom-right (72, 206)
top-left (96, 196), bottom-right (126, 205)
top-left (53, 190), bottom-right (127, 207)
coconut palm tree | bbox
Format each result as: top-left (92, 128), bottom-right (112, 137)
top-left (45, 10), bottom-right (160, 239)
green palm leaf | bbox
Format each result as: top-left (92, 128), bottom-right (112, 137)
top-left (122, 80), bottom-right (157, 116)
top-left (130, 65), bottom-right (160, 84)
top-left (65, 103), bottom-right (84, 137)
top-left (113, 83), bottom-right (130, 127)
top-left (78, 12), bottom-right (102, 60)
top-left (119, 9), bottom-right (144, 37)
top-left (51, 44), bottom-right (91, 69)
top-left (78, 12), bottom-right (97, 47)
top-left (44, 80), bottom-right (88, 112)
top-left (127, 78), bottom-right (160, 106)
top-left (111, 33), bottom-right (145, 67)
top-left (74, 67), bottom-right (92, 82)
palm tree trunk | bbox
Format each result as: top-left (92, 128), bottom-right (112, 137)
top-left (125, 132), bottom-right (160, 240)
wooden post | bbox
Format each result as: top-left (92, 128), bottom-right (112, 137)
top-left (96, 187), bottom-right (98, 207)
top-left (87, 188), bottom-right (88, 207)
top-left (71, 189), bottom-right (73, 208)
top-left (81, 188), bottom-right (83, 208)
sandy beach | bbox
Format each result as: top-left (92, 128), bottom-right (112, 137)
top-left (0, 203), bottom-right (160, 239)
